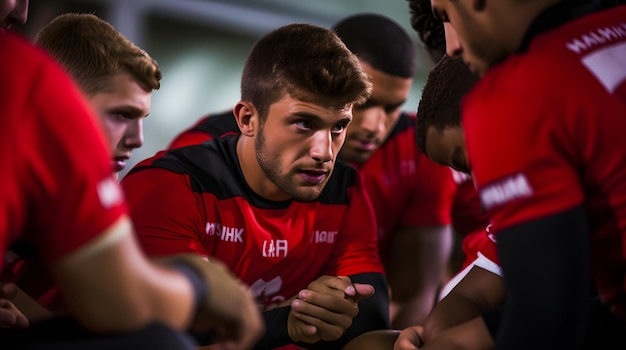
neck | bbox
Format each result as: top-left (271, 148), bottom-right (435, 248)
top-left (499, 0), bottom-right (563, 54)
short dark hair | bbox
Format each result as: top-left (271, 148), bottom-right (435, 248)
top-left (407, 0), bottom-right (445, 62)
top-left (332, 13), bottom-right (417, 78)
top-left (416, 55), bottom-right (479, 155)
top-left (241, 23), bottom-right (372, 120)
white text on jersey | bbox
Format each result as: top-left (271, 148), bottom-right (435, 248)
top-left (565, 23), bottom-right (626, 54)
top-left (263, 239), bottom-right (288, 258)
top-left (205, 222), bottom-right (244, 243)
top-left (479, 173), bottom-right (533, 211)
top-left (310, 230), bottom-right (338, 244)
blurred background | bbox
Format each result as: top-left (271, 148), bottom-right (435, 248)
top-left (18, 0), bottom-right (436, 178)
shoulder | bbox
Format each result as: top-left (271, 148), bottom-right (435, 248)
top-left (2, 34), bottom-right (79, 113)
top-left (387, 112), bottom-right (415, 140)
top-left (193, 110), bottom-right (240, 137)
top-left (125, 136), bottom-right (250, 198)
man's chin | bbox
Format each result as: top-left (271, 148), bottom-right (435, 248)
top-left (291, 186), bottom-right (324, 202)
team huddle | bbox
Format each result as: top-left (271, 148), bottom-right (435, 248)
top-left (1, 0), bottom-right (625, 349)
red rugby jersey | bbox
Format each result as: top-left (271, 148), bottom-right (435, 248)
top-left (351, 113), bottom-right (456, 263)
top-left (122, 135), bottom-right (384, 310)
top-left (0, 33), bottom-right (126, 270)
top-left (464, 4), bottom-right (626, 322)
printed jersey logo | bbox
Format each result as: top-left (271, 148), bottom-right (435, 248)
top-left (205, 222), bottom-right (244, 243)
top-left (580, 42), bottom-right (626, 97)
top-left (310, 230), bottom-right (338, 244)
top-left (97, 177), bottom-right (124, 208)
top-left (479, 173), bottom-right (533, 211)
top-left (565, 23), bottom-right (626, 54)
top-left (249, 277), bottom-right (285, 310)
top-left (451, 168), bottom-right (471, 185)
top-left (262, 239), bottom-right (288, 258)
top-left (485, 224), bottom-right (496, 243)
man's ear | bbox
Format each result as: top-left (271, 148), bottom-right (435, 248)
top-left (233, 101), bottom-right (257, 137)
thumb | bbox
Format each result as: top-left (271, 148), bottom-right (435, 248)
top-left (351, 283), bottom-right (375, 301)
top-left (0, 283), bottom-right (18, 300)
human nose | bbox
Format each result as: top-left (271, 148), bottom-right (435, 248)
top-left (310, 130), bottom-right (333, 163)
top-left (10, 0), bottom-right (29, 26)
top-left (444, 22), bottom-right (463, 57)
top-left (122, 119), bottom-right (144, 150)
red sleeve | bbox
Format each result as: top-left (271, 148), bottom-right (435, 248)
top-left (121, 165), bottom-right (208, 256)
top-left (323, 172), bottom-right (385, 277)
top-left (451, 171), bottom-right (490, 237)
top-left (402, 154), bottom-right (455, 226)
top-left (463, 74), bottom-right (584, 234)
top-left (4, 35), bottom-right (126, 262)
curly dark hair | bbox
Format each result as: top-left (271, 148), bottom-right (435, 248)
top-left (407, 0), bottom-right (445, 62)
top-left (416, 55), bottom-right (479, 156)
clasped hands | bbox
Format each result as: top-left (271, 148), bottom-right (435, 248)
top-left (288, 275), bottom-right (375, 344)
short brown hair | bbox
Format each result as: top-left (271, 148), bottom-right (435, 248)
top-left (240, 23), bottom-right (372, 120)
top-left (35, 13), bottom-right (161, 96)
top-left (416, 55), bottom-right (479, 154)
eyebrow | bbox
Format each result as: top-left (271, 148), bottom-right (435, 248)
top-left (108, 105), bottom-right (150, 119)
top-left (387, 100), bottom-right (406, 110)
top-left (358, 98), bottom-right (406, 110)
top-left (291, 112), bottom-right (351, 125)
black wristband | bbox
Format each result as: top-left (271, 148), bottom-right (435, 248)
top-left (168, 260), bottom-right (208, 309)
top-left (252, 306), bottom-right (292, 349)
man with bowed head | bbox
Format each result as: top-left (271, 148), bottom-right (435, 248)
top-left (4, 12), bottom-right (165, 314)
top-left (426, 0), bottom-right (626, 348)
top-left (0, 0), bottom-right (263, 348)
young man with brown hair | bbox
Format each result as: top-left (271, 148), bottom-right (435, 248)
top-left (121, 23), bottom-right (390, 349)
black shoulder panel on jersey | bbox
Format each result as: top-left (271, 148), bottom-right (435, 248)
top-left (385, 112), bottom-right (414, 142)
top-left (316, 159), bottom-right (356, 205)
top-left (519, 0), bottom-right (607, 52)
top-left (140, 135), bottom-right (357, 208)
top-left (191, 110), bottom-right (239, 138)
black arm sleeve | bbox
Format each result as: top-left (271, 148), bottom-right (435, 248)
top-left (489, 205), bottom-right (591, 349)
top-left (194, 306), bottom-right (293, 348)
top-left (252, 306), bottom-right (293, 349)
top-left (296, 272), bottom-right (390, 350)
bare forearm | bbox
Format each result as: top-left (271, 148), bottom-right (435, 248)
top-left (52, 219), bottom-right (196, 332)
top-left (387, 225), bottom-right (453, 328)
top-left (391, 293), bottom-right (436, 328)
top-left (423, 294), bottom-right (483, 341)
